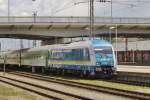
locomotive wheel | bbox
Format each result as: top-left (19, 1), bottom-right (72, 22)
top-left (80, 72), bottom-right (84, 78)
top-left (62, 70), bottom-right (65, 75)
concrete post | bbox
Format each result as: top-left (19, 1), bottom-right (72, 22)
top-left (41, 67), bottom-right (45, 73)
top-left (32, 67), bottom-right (35, 73)
top-left (132, 50), bottom-right (135, 63)
top-left (3, 55), bottom-right (6, 75)
top-left (125, 37), bottom-right (128, 62)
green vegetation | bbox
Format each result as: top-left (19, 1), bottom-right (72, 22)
top-left (49, 75), bottom-right (150, 94)
top-left (0, 84), bottom-right (37, 100)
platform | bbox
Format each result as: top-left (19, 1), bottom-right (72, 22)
top-left (117, 65), bottom-right (150, 73)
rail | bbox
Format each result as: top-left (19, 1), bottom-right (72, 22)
top-left (0, 75), bottom-right (92, 100)
top-left (8, 71), bottom-right (150, 100)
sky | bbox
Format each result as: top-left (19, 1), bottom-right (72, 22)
top-left (0, 0), bottom-right (150, 51)
top-left (0, 0), bottom-right (150, 17)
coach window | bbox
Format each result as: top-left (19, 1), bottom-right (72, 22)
top-left (136, 51), bottom-right (142, 64)
top-left (48, 51), bottom-right (52, 59)
top-left (72, 49), bottom-right (84, 61)
top-left (84, 48), bottom-right (90, 61)
top-left (143, 51), bottom-right (149, 63)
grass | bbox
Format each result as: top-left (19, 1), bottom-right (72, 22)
top-left (0, 84), bottom-right (37, 100)
top-left (47, 74), bottom-right (150, 94)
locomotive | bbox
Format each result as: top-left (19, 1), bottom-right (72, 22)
top-left (0, 39), bottom-right (116, 77)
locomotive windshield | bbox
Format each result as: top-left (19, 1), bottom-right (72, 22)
top-left (94, 46), bottom-right (114, 66)
top-left (95, 46), bottom-right (113, 58)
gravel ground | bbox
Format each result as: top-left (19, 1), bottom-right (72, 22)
top-left (0, 72), bottom-right (134, 100)
top-left (45, 73), bottom-right (150, 94)
top-left (0, 75), bottom-right (50, 100)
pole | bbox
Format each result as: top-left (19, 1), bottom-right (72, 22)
top-left (109, 28), bottom-right (112, 42)
top-left (0, 43), bottom-right (1, 52)
top-left (33, 11), bottom-right (37, 23)
top-left (19, 39), bottom-right (23, 67)
top-left (109, 0), bottom-right (112, 43)
top-left (32, 0), bottom-right (37, 46)
top-left (132, 50), bottom-right (135, 63)
top-left (111, 0), bottom-right (112, 23)
top-left (90, 0), bottom-right (94, 39)
top-left (115, 24), bottom-right (118, 65)
top-left (33, 40), bottom-right (36, 47)
top-left (8, 0), bottom-right (10, 22)
top-left (3, 55), bottom-right (6, 75)
top-left (81, 33), bottom-right (84, 41)
top-left (125, 36), bottom-right (128, 62)
top-left (32, 4), bottom-right (36, 48)
top-left (28, 40), bottom-right (30, 48)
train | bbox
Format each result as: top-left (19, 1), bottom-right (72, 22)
top-left (0, 39), bottom-right (116, 77)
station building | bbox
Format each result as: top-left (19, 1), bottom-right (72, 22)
top-left (115, 40), bottom-right (150, 66)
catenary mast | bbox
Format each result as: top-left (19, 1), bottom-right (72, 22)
top-left (90, 0), bottom-right (94, 39)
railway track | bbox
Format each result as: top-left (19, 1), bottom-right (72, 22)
top-left (7, 71), bottom-right (150, 100)
top-left (0, 74), bottom-right (92, 100)
top-left (112, 71), bottom-right (150, 87)
top-left (1, 66), bottom-right (150, 87)
top-left (111, 76), bottom-right (150, 87)
top-left (3, 67), bottom-right (150, 87)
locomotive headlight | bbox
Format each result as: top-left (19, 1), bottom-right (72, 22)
top-left (96, 62), bottom-right (101, 65)
top-left (96, 62), bottom-right (99, 65)
top-left (96, 67), bottom-right (102, 72)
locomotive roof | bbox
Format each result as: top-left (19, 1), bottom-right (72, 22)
top-left (3, 39), bottom-right (112, 53)
top-left (91, 39), bottom-right (112, 47)
top-left (28, 40), bottom-right (91, 52)
top-left (29, 39), bottom-right (111, 51)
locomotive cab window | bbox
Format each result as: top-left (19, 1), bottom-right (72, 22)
top-left (94, 46), bottom-right (113, 58)
top-left (94, 46), bottom-right (114, 65)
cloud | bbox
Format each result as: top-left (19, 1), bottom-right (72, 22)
top-left (0, 0), bottom-right (7, 14)
top-left (0, 0), bottom-right (149, 17)
top-left (0, 0), bottom-right (5, 5)
top-left (20, 12), bottom-right (30, 16)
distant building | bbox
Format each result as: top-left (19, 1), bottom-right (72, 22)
top-left (114, 40), bottom-right (150, 65)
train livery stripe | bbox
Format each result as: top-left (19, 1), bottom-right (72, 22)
top-left (48, 60), bottom-right (91, 65)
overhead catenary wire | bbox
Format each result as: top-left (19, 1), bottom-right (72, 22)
top-left (52, 0), bottom-right (76, 15)
top-left (93, 0), bottom-right (150, 17)
top-left (51, 0), bottom-right (150, 16)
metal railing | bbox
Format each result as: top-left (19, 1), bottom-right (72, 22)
top-left (0, 16), bottom-right (150, 24)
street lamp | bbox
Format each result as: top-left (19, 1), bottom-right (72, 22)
top-left (32, 0), bottom-right (37, 47)
top-left (109, 25), bottom-right (118, 65)
top-left (115, 24), bottom-right (118, 65)
top-left (109, 26), bottom-right (115, 43)
top-left (109, 26), bottom-right (117, 42)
